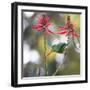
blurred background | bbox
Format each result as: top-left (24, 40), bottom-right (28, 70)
top-left (22, 11), bottom-right (80, 77)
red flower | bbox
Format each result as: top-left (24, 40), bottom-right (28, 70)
top-left (57, 16), bottom-right (80, 38)
top-left (32, 15), bottom-right (55, 34)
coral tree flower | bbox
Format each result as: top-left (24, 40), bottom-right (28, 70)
top-left (32, 15), bottom-right (55, 34)
top-left (57, 16), bottom-right (80, 38)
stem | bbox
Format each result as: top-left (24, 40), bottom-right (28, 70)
top-left (72, 36), bottom-right (80, 50)
top-left (37, 67), bottom-right (40, 76)
top-left (53, 51), bottom-right (66, 76)
top-left (44, 32), bottom-right (48, 76)
top-left (67, 32), bottom-right (79, 50)
top-left (53, 64), bottom-right (61, 75)
top-left (47, 50), bottom-right (53, 56)
top-left (77, 38), bottom-right (80, 47)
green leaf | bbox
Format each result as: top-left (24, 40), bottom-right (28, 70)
top-left (52, 43), bottom-right (67, 53)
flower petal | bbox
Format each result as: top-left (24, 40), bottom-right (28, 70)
top-left (72, 32), bottom-right (80, 38)
top-left (32, 24), bottom-right (42, 29)
top-left (45, 28), bottom-right (55, 34)
top-left (37, 27), bottom-right (44, 31)
top-left (56, 30), bottom-right (67, 35)
top-left (37, 15), bottom-right (50, 24)
top-left (45, 22), bottom-right (51, 27)
top-left (37, 16), bottom-right (44, 24)
top-left (59, 26), bottom-right (67, 30)
top-left (32, 24), bottom-right (43, 31)
top-left (44, 15), bottom-right (50, 23)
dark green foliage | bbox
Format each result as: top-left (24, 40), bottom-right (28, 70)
top-left (52, 43), bottom-right (67, 53)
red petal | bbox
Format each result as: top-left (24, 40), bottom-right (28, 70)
top-left (32, 24), bottom-right (43, 31)
top-left (44, 16), bottom-right (50, 23)
top-left (45, 22), bottom-right (51, 27)
top-left (66, 20), bottom-right (71, 26)
top-left (56, 30), bottom-right (67, 35)
top-left (59, 26), bottom-right (67, 30)
top-left (72, 32), bottom-right (80, 38)
top-left (37, 27), bottom-right (44, 31)
top-left (37, 15), bottom-right (49, 24)
top-left (32, 24), bottom-right (42, 29)
top-left (37, 16), bottom-right (44, 24)
top-left (45, 28), bottom-right (55, 34)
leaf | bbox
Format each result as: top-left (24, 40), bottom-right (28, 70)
top-left (52, 43), bottom-right (67, 53)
